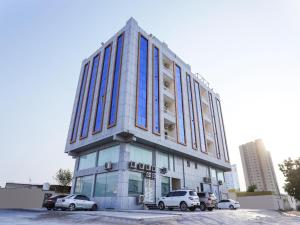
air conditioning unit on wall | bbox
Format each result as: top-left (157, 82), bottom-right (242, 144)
top-left (160, 167), bottom-right (167, 174)
top-left (203, 177), bottom-right (211, 183)
top-left (129, 161), bottom-right (137, 169)
top-left (218, 180), bottom-right (223, 185)
top-left (145, 164), bottom-right (151, 171)
top-left (137, 163), bottom-right (145, 170)
top-left (105, 162), bottom-right (112, 170)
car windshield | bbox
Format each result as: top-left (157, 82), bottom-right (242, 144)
top-left (209, 193), bottom-right (217, 198)
top-left (189, 191), bottom-right (197, 196)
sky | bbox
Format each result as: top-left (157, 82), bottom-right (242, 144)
top-left (0, 0), bottom-right (299, 192)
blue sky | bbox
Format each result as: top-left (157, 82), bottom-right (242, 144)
top-left (0, 0), bottom-right (299, 192)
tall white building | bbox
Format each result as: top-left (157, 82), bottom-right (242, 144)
top-left (65, 18), bottom-right (231, 209)
top-left (240, 139), bottom-right (280, 195)
top-left (224, 164), bottom-right (240, 191)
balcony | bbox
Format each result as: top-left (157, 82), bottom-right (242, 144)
top-left (164, 119), bottom-right (176, 143)
top-left (162, 55), bottom-right (174, 80)
top-left (205, 132), bottom-right (215, 142)
top-left (164, 135), bottom-right (177, 143)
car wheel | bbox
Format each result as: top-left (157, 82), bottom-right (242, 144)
top-left (158, 201), bottom-right (165, 210)
top-left (207, 207), bottom-right (213, 211)
top-left (69, 203), bottom-right (76, 211)
top-left (168, 207), bottom-right (173, 211)
top-left (180, 202), bottom-right (188, 211)
top-left (46, 207), bottom-right (51, 210)
top-left (229, 205), bottom-right (234, 210)
top-left (91, 204), bottom-right (98, 211)
top-left (199, 203), bottom-right (206, 211)
top-left (189, 207), bottom-right (196, 211)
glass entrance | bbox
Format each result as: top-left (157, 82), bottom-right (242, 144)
top-left (144, 178), bottom-right (155, 203)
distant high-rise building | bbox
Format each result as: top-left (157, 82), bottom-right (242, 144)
top-left (224, 164), bottom-right (240, 191)
top-left (239, 139), bottom-right (280, 195)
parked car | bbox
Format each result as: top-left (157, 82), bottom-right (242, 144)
top-left (43, 194), bottom-right (67, 210)
top-left (217, 199), bottom-right (240, 210)
top-left (55, 194), bottom-right (98, 211)
top-left (157, 190), bottom-right (200, 211)
top-left (197, 192), bottom-right (217, 211)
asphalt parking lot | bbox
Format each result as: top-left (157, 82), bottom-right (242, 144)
top-left (0, 208), bottom-right (299, 225)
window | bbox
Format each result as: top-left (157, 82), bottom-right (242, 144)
top-left (174, 64), bottom-right (186, 145)
top-left (208, 92), bottom-right (220, 158)
top-left (187, 160), bottom-right (190, 167)
top-left (194, 80), bottom-right (206, 153)
top-left (94, 172), bottom-right (118, 197)
top-left (217, 171), bottom-right (225, 183)
top-left (210, 168), bottom-right (217, 180)
top-left (152, 45), bottom-right (160, 134)
top-left (78, 152), bottom-right (97, 170)
top-left (129, 145), bottom-right (152, 165)
top-left (108, 33), bottom-right (124, 128)
top-left (93, 44), bottom-right (112, 133)
top-left (74, 175), bottom-right (94, 197)
top-left (174, 191), bottom-right (186, 196)
top-left (80, 54), bottom-right (100, 138)
top-left (186, 74), bottom-right (197, 149)
top-left (128, 171), bottom-right (143, 196)
top-left (157, 152), bottom-right (168, 169)
top-left (189, 191), bottom-right (197, 196)
top-left (216, 98), bottom-right (230, 162)
top-left (161, 176), bottom-right (170, 197)
top-left (169, 154), bottom-right (174, 171)
top-left (136, 34), bottom-right (148, 129)
top-left (195, 163), bottom-right (198, 169)
top-left (70, 62), bottom-right (90, 143)
top-left (97, 146), bottom-right (119, 166)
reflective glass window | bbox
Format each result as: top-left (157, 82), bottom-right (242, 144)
top-left (161, 176), bottom-right (170, 197)
top-left (157, 152), bottom-right (168, 169)
top-left (129, 145), bottom-right (152, 165)
top-left (78, 152), bottom-right (97, 170)
top-left (216, 99), bottom-right (230, 161)
top-left (94, 172), bottom-right (118, 197)
top-left (186, 74), bottom-right (197, 149)
top-left (81, 54), bottom-right (100, 138)
top-left (194, 81), bottom-right (206, 153)
top-left (210, 168), bottom-right (217, 180)
top-left (136, 35), bottom-right (148, 129)
top-left (74, 175), bottom-right (93, 197)
top-left (97, 146), bottom-right (119, 166)
top-left (70, 62), bottom-right (89, 143)
top-left (175, 65), bottom-right (186, 144)
top-left (152, 46), bottom-right (160, 134)
top-left (208, 92), bottom-right (220, 158)
top-left (217, 171), bottom-right (225, 182)
top-left (93, 44), bottom-right (112, 133)
top-left (108, 34), bottom-right (124, 127)
top-left (128, 171), bottom-right (143, 196)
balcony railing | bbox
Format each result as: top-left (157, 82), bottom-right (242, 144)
top-left (165, 135), bottom-right (177, 143)
top-left (164, 107), bottom-right (175, 117)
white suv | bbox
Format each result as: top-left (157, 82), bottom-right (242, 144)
top-left (157, 190), bottom-right (200, 211)
top-left (55, 194), bottom-right (98, 211)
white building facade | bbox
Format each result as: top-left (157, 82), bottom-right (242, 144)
top-left (65, 18), bottom-right (231, 209)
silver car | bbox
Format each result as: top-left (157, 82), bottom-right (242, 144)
top-left (55, 194), bottom-right (98, 211)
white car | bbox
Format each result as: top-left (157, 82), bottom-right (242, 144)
top-left (157, 190), bottom-right (200, 211)
top-left (217, 199), bottom-right (240, 210)
top-left (55, 194), bottom-right (98, 211)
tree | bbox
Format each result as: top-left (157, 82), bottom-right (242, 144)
top-left (55, 169), bottom-right (72, 187)
top-left (247, 184), bottom-right (257, 192)
top-left (279, 157), bottom-right (300, 201)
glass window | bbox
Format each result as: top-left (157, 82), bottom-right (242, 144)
top-left (216, 98), bottom-right (230, 162)
top-left (136, 35), bottom-right (148, 129)
top-left (157, 152), bottom-right (168, 169)
top-left (161, 176), bottom-right (170, 197)
top-left (210, 168), bottom-right (217, 179)
top-left (208, 92), bottom-right (220, 158)
top-left (152, 46), bottom-right (160, 134)
top-left (128, 171), bottom-right (143, 196)
top-left (129, 145), bottom-right (152, 165)
top-left (175, 64), bottom-right (186, 145)
top-left (97, 146), bottom-right (119, 166)
top-left (80, 54), bottom-right (100, 138)
top-left (194, 81), bottom-right (206, 153)
top-left (93, 44), bottom-right (112, 133)
top-left (186, 74), bottom-right (197, 149)
top-left (108, 33), bottom-right (124, 127)
top-left (94, 172), bottom-right (118, 197)
top-left (217, 171), bottom-right (225, 183)
top-left (78, 152), bottom-right (97, 170)
top-left (70, 62), bottom-right (90, 143)
top-left (74, 175), bottom-right (94, 197)
top-left (169, 154), bottom-right (174, 172)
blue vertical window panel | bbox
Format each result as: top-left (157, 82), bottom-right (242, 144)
top-left (70, 62), bottom-right (89, 143)
top-left (80, 54), bottom-right (100, 138)
top-left (208, 92), bottom-right (220, 158)
top-left (186, 74), bottom-right (197, 149)
top-left (216, 98), bottom-right (230, 161)
top-left (108, 33), bottom-right (124, 127)
top-left (93, 45), bottom-right (112, 133)
top-left (152, 46), bottom-right (160, 134)
top-left (136, 35), bottom-right (148, 129)
top-left (194, 81), bottom-right (206, 153)
top-left (175, 65), bottom-right (186, 145)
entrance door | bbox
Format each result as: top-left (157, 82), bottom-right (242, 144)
top-left (144, 178), bottom-right (155, 203)
top-left (171, 178), bottom-right (181, 190)
top-left (212, 185), bottom-right (220, 201)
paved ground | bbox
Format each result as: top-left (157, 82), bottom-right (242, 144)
top-left (0, 208), bottom-right (299, 225)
